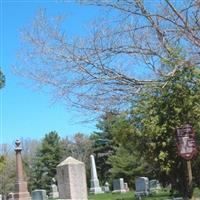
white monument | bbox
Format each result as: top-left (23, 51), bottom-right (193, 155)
top-left (89, 155), bottom-right (104, 194)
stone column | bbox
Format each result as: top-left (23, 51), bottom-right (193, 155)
top-left (89, 155), bottom-right (103, 194)
top-left (13, 139), bottom-right (31, 200)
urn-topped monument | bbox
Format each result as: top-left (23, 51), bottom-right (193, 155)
top-left (12, 139), bottom-right (31, 200)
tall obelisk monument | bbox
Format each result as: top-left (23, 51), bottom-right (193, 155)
top-left (13, 139), bottom-right (31, 200)
top-left (89, 155), bottom-right (103, 194)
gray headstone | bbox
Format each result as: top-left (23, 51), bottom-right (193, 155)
top-left (112, 178), bottom-right (126, 193)
top-left (56, 156), bottom-right (88, 200)
top-left (31, 190), bottom-right (47, 200)
top-left (89, 155), bottom-right (104, 194)
top-left (135, 177), bottom-right (149, 197)
top-left (0, 194), bottom-right (2, 200)
top-left (149, 179), bottom-right (161, 193)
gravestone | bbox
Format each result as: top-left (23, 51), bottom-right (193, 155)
top-left (0, 194), bottom-right (2, 200)
top-left (8, 193), bottom-right (14, 200)
top-left (124, 182), bottom-right (129, 192)
top-left (112, 178), bottom-right (126, 193)
top-left (31, 190), bottom-right (47, 200)
top-left (89, 155), bottom-right (103, 194)
top-left (102, 182), bottom-right (110, 193)
top-left (149, 179), bottom-right (161, 193)
top-left (135, 177), bottom-right (149, 198)
top-left (56, 156), bottom-right (88, 200)
top-left (49, 178), bottom-right (59, 198)
top-left (104, 182), bottom-right (110, 192)
top-left (50, 183), bottom-right (59, 198)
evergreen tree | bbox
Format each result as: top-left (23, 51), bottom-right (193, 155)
top-left (0, 69), bottom-right (5, 89)
top-left (107, 146), bottom-right (145, 188)
top-left (29, 131), bottom-right (62, 193)
top-left (91, 111), bottom-right (145, 187)
top-left (90, 111), bottom-right (119, 184)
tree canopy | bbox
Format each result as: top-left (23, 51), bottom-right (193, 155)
top-left (129, 53), bottom-right (200, 197)
top-left (16, 0), bottom-right (200, 113)
top-left (0, 69), bottom-right (5, 89)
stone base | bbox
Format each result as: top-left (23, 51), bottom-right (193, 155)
top-left (112, 189), bottom-right (126, 193)
top-left (9, 192), bottom-right (31, 200)
top-left (90, 187), bottom-right (104, 194)
top-left (50, 191), bottom-right (59, 198)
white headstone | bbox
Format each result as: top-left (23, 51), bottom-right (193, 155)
top-left (112, 178), bottom-right (126, 193)
top-left (8, 193), bottom-right (14, 200)
top-left (124, 182), bottom-right (129, 192)
top-left (89, 155), bottom-right (104, 194)
top-left (56, 156), bottom-right (88, 200)
top-left (103, 182), bottom-right (110, 193)
top-left (50, 184), bottom-right (59, 198)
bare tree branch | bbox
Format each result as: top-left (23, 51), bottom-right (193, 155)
top-left (15, 1), bottom-right (200, 113)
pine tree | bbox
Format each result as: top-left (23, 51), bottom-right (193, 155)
top-left (91, 111), bottom-right (145, 187)
top-left (29, 131), bottom-right (62, 193)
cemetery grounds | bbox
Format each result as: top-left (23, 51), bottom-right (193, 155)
top-left (88, 188), bottom-right (200, 200)
top-left (48, 188), bottom-right (200, 200)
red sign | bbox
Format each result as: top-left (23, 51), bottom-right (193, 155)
top-left (176, 124), bottom-right (197, 160)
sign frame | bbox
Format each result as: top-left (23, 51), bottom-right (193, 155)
top-left (176, 124), bottom-right (197, 160)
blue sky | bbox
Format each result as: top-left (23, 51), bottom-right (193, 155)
top-left (0, 0), bottom-right (101, 144)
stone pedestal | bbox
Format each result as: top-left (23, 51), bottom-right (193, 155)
top-left (89, 155), bottom-right (103, 194)
top-left (56, 156), bottom-right (88, 200)
top-left (12, 140), bottom-right (31, 200)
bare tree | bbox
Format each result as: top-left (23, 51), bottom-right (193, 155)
top-left (70, 133), bottom-right (93, 163)
top-left (60, 133), bottom-right (93, 177)
top-left (16, 0), bottom-right (200, 113)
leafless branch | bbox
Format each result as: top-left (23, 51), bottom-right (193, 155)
top-left (15, 0), bottom-right (200, 114)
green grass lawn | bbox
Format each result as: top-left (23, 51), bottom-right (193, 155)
top-left (49, 188), bottom-right (200, 200)
top-left (88, 191), bottom-right (134, 200)
top-left (88, 188), bottom-right (200, 200)
top-left (88, 190), bottom-right (171, 200)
